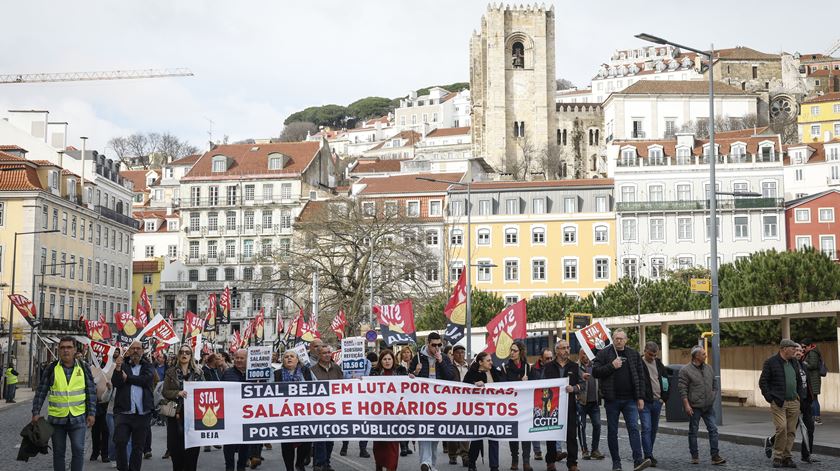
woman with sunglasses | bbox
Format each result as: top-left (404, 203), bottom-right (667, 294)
top-left (502, 341), bottom-right (537, 471)
top-left (162, 345), bottom-right (204, 471)
top-left (273, 349), bottom-right (314, 471)
top-left (370, 349), bottom-right (407, 471)
top-left (464, 351), bottom-right (504, 471)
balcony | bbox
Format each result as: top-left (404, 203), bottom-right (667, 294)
top-left (40, 318), bottom-right (85, 333)
top-left (161, 280), bottom-right (227, 291)
top-left (181, 197), bottom-right (242, 208)
top-left (95, 205), bottom-right (140, 229)
top-left (617, 198), bottom-right (783, 213)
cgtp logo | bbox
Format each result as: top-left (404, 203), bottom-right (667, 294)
top-left (529, 387), bottom-right (562, 432)
top-left (194, 388), bottom-right (225, 430)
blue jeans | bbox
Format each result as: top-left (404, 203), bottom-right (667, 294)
top-left (688, 406), bottom-right (719, 458)
top-left (52, 421), bottom-right (87, 471)
top-left (577, 401), bottom-right (601, 452)
top-left (605, 399), bottom-right (643, 468)
top-left (813, 397), bottom-right (821, 416)
top-left (640, 400), bottom-right (662, 459)
top-left (5, 383), bottom-right (16, 401)
top-left (314, 441), bottom-right (334, 467)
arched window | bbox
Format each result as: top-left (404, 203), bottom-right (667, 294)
top-left (477, 229), bottom-right (491, 245)
top-left (505, 227), bottom-right (518, 244)
top-left (512, 42), bottom-right (525, 68)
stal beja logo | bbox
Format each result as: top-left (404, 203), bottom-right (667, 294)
top-left (529, 387), bottom-right (562, 432)
top-left (194, 388), bottom-right (225, 431)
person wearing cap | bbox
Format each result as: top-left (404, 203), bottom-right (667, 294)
top-left (677, 346), bottom-right (726, 466)
top-left (759, 339), bottom-right (803, 468)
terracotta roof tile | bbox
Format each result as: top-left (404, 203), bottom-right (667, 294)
top-left (0, 145), bottom-right (27, 152)
top-left (120, 170), bottom-right (156, 192)
top-left (426, 127), bottom-right (470, 138)
top-left (31, 160), bottom-right (58, 167)
top-left (465, 179), bottom-right (614, 191)
top-left (133, 260), bottom-right (162, 273)
top-left (356, 172), bottom-right (464, 194)
top-left (368, 131), bottom-right (421, 151)
top-left (0, 165), bottom-right (44, 190)
top-left (784, 140), bottom-right (840, 165)
top-left (350, 158), bottom-right (406, 174)
top-left (715, 47), bottom-right (779, 61)
top-left (170, 154), bottom-right (201, 166)
top-left (0, 151), bottom-right (27, 162)
top-left (184, 141), bottom-right (321, 180)
top-left (615, 135), bottom-right (782, 159)
top-left (803, 92), bottom-right (840, 104)
top-left (61, 169), bottom-right (81, 178)
top-left (616, 80), bottom-right (747, 96)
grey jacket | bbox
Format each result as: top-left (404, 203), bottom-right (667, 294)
top-left (678, 361), bottom-right (715, 409)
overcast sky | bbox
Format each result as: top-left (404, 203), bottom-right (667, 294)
top-left (2, 0), bottom-right (836, 152)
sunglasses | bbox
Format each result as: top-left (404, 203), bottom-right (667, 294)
top-left (430, 343), bottom-right (443, 347)
top-left (179, 350), bottom-right (192, 355)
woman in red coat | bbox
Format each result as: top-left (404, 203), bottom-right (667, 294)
top-left (370, 349), bottom-right (407, 471)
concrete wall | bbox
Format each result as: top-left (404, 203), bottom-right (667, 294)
top-left (670, 341), bottom-right (839, 412)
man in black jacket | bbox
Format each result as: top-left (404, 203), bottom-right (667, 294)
top-left (112, 340), bottom-right (155, 471)
top-left (640, 342), bottom-right (669, 467)
top-left (542, 339), bottom-right (580, 471)
top-left (222, 349), bottom-right (251, 471)
top-left (759, 339), bottom-right (803, 468)
top-left (592, 329), bottom-right (650, 471)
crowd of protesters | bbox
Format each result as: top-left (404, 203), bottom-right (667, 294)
top-left (21, 330), bottom-right (829, 471)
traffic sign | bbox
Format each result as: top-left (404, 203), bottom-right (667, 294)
top-left (365, 330), bottom-right (377, 342)
top-left (690, 278), bottom-right (712, 293)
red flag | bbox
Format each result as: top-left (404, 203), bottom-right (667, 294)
top-left (443, 270), bottom-right (468, 344)
top-left (183, 311), bottom-right (204, 339)
top-left (7, 294), bottom-right (40, 327)
top-left (330, 309), bottom-right (347, 340)
top-left (254, 308), bottom-right (265, 343)
top-left (374, 299), bottom-right (416, 345)
top-left (292, 309), bottom-right (320, 342)
top-left (85, 319), bottom-right (112, 341)
top-left (98, 313), bottom-right (107, 324)
top-left (136, 287), bottom-right (152, 324)
top-left (137, 314), bottom-right (179, 345)
top-left (187, 333), bottom-right (202, 360)
top-left (230, 330), bottom-right (242, 353)
top-left (204, 295), bottom-right (217, 333)
top-left (115, 311), bottom-right (142, 337)
top-left (484, 300), bottom-right (527, 358)
top-left (89, 340), bottom-right (115, 373)
top-left (219, 288), bottom-right (231, 324)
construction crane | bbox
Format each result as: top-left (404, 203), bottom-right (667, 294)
top-left (826, 39), bottom-right (840, 57)
top-left (0, 68), bottom-right (193, 84)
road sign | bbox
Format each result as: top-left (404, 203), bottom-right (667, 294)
top-left (365, 330), bottom-right (378, 342)
top-left (690, 278), bottom-right (712, 293)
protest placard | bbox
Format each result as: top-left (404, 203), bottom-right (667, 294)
top-left (246, 346), bottom-right (273, 381)
top-left (341, 337), bottom-right (366, 378)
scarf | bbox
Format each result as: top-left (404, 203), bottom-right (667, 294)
top-left (281, 366), bottom-right (305, 382)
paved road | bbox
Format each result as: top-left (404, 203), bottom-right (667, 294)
top-left (2, 398), bottom-right (839, 470)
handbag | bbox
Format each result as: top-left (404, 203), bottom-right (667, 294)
top-left (159, 400), bottom-right (178, 418)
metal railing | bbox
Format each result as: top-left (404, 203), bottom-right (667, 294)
top-left (95, 205), bottom-right (140, 229)
top-left (617, 198), bottom-right (783, 212)
top-left (40, 318), bottom-right (85, 333)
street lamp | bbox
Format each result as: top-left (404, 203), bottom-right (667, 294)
top-left (4, 229), bottom-right (59, 376)
top-left (416, 176), bottom-right (474, 356)
top-left (636, 32), bottom-right (724, 424)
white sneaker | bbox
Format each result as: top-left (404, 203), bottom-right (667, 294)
top-left (420, 463), bottom-right (430, 471)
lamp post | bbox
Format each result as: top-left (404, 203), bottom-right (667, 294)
top-left (416, 176), bottom-right (473, 356)
top-left (4, 229), bottom-right (59, 380)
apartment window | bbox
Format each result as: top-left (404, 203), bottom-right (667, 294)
top-left (188, 269), bottom-right (199, 282)
top-left (505, 296), bottom-right (519, 306)
top-left (93, 260), bottom-right (99, 283)
top-left (648, 185), bottom-right (664, 202)
top-left (244, 211), bottom-right (254, 230)
top-left (241, 267), bottom-right (253, 281)
top-left (212, 157), bottom-right (226, 172)
top-left (563, 226), bottom-right (577, 243)
top-left (532, 227), bottom-right (545, 244)
top-left (243, 239), bottom-right (254, 258)
top-left (761, 181), bottom-right (777, 198)
top-left (189, 241), bottom-right (199, 258)
top-left (71, 216), bottom-right (77, 237)
top-left (505, 198), bottom-right (519, 215)
top-left (60, 253), bottom-right (67, 277)
top-left (206, 240), bottom-right (218, 259)
top-left (620, 186), bottom-right (636, 202)
top-left (705, 216), bottom-right (721, 240)
top-left (425, 230), bottom-right (439, 246)
top-left (564, 197), bottom-right (578, 213)
top-left (478, 200), bottom-right (492, 215)
top-left (145, 245), bottom-right (155, 257)
top-left (450, 262), bottom-right (464, 282)
top-left (260, 239), bottom-right (272, 256)
top-left (207, 268), bottom-right (217, 281)
top-left (61, 212), bottom-right (67, 234)
top-left (819, 208), bottom-right (835, 222)
top-left (593, 225), bottom-right (608, 243)
top-left (622, 257), bottom-right (639, 279)
top-left (362, 201), bottom-right (375, 217)
top-left (450, 228), bottom-right (463, 246)
top-left (595, 258), bottom-right (610, 280)
top-left (649, 218), bottom-right (665, 241)
top-left (650, 257), bottom-right (666, 279)
top-left (676, 148), bottom-right (692, 165)
top-left (429, 200), bottom-right (442, 217)
top-left (260, 184), bottom-right (273, 202)
top-left (505, 227), bottom-right (518, 244)
top-left (41, 205), bottom-right (48, 229)
top-left (384, 201), bottom-right (398, 216)
top-left (262, 210), bottom-right (272, 227)
top-left (794, 209), bottom-right (811, 223)
top-left (532, 198), bottom-right (546, 214)
top-left (796, 236), bottom-right (812, 250)
top-left (167, 245), bottom-right (178, 258)
top-left (820, 235), bottom-right (837, 259)
top-left (504, 260), bottom-right (519, 281)
top-left (664, 119), bottom-right (677, 137)
top-left (477, 263), bottom-right (491, 282)
top-left (477, 229), bottom-right (490, 245)
top-left (563, 259), bottom-right (578, 280)
top-left (674, 184), bottom-right (691, 201)
top-left (210, 187), bottom-right (221, 206)
top-left (68, 255), bottom-right (76, 279)
top-left (763, 215), bottom-right (778, 238)
top-left (142, 274), bottom-right (152, 284)
top-left (225, 240), bottom-right (236, 258)
top-left (449, 200), bottom-right (464, 216)
top-left (621, 219), bottom-right (637, 241)
top-left (190, 213), bottom-right (199, 231)
top-left (595, 196), bottom-right (608, 212)
top-left (144, 220), bottom-right (156, 232)
top-left (532, 259), bottom-right (546, 281)
top-left (734, 215), bottom-right (749, 239)
top-left (226, 211), bottom-right (236, 228)
top-left (280, 183), bottom-right (292, 200)
top-left (406, 201), bottom-right (420, 217)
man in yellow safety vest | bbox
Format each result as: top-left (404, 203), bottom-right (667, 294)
top-left (31, 336), bottom-right (96, 471)
top-left (4, 361), bottom-right (18, 403)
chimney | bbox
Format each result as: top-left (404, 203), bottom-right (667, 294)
top-left (166, 207), bottom-right (173, 216)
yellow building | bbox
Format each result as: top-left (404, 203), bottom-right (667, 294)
top-left (131, 258), bottom-right (164, 314)
top-left (445, 179), bottom-right (616, 303)
top-left (799, 92), bottom-right (840, 142)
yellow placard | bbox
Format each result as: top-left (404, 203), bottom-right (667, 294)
top-left (690, 278), bottom-right (711, 293)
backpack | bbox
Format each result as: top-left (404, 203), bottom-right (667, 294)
top-left (818, 352), bottom-right (828, 377)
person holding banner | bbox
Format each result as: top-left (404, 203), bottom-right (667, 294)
top-left (31, 336), bottom-right (97, 471)
top-left (311, 344), bottom-right (343, 471)
top-left (542, 339), bottom-right (580, 471)
top-left (113, 340), bottom-right (156, 471)
top-left (222, 350), bottom-right (252, 471)
top-left (370, 349), bottom-right (407, 471)
top-left (502, 341), bottom-right (537, 471)
top-left (463, 351), bottom-right (504, 471)
top-left (162, 344), bottom-right (205, 471)
top-left (447, 345), bottom-right (470, 467)
top-left (592, 329), bottom-right (650, 471)
top-left (273, 349), bottom-right (314, 471)
top-left (408, 332), bottom-right (457, 471)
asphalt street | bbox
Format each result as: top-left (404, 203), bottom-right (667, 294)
top-left (2, 398), bottom-right (838, 470)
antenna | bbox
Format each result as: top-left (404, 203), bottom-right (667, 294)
top-left (205, 117), bottom-right (215, 148)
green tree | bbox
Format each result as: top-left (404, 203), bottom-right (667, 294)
top-left (347, 97), bottom-right (395, 121)
top-left (414, 82), bottom-right (469, 97)
top-left (526, 294), bottom-right (582, 322)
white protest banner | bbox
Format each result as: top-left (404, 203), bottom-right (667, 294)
top-left (291, 344), bottom-right (310, 367)
top-left (89, 340), bottom-right (115, 374)
top-left (137, 313), bottom-right (179, 345)
top-left (183, 376), bottom-right (568, 446)
top-left (246, 346), bottom-right (273, 381)
top-left (341, 337), bottom-right (366, 379)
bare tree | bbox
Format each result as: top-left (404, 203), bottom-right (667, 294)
top-left (109, 132), bottom-right (199, 169)
top-left (680, 113), bottom-right (761, 139)
top-left (506, 132), bottom-right (538, 180)
top-left (158, 132), bottom-right (199, 164)
top-left (108, 136), bottom-right (131, 168)
top-left (252, 198), bottom-right (439, 337)
top-left (537, 142), bottom-right (564, 179)
top-left (279, 121), bottom-right (319, 142)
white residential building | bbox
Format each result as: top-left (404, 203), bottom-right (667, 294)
top-left (785, 140), bottom-right (840, 200)
top-left (394, 88), bottom-right (471, 132)
top-left (608, 131), bottom-right (786, 277)
top-left (604, 81), bottom-right (759, 142)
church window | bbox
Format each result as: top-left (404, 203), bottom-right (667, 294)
top-left (512, 42), bottom-right (525, 69)
top-left (513, 121), bottom-right (525, 138)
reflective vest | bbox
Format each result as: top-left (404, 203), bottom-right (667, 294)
top-left (48, 362), bottom-right (86, 418)
top-left (4, 367), bottom-right (18, 385)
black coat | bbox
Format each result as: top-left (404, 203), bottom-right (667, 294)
top-left (111, 358), bottom-right (155, 415)
top-left (463, 366), bottom-right (504, 385)
top-left (222, 366), bottom-right (246, 382)
top-left (501, 359), bottom-right (538, 381)
top-left (408, 348), bottom-right (457, 381)
top-left (641, 357), bottom-right (671, 403)
top-left (16, 418), bottom-right (52, 462)
top-left (370, 365), bottom-right (408, 376)
top-left (592, 346), bottom-right (646, 401)
top-left (759, 353), bottom-right (803, 407)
